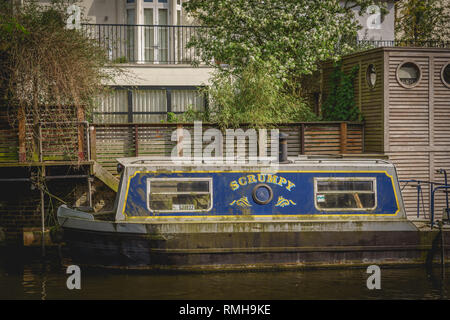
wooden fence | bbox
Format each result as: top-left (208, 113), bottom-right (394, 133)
top-left (90, 122), bottom-right (364, 175)
top-left (0, 108), bottom-right (89, 163)
top-left (0, 112), bottom-right (18, 163)
top-left (0, 118), bottom-right (364, 176)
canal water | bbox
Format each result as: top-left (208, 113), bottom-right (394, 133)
top-left (0, 249), bottom-right (449, 300)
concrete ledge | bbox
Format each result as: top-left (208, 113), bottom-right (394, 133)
top-left (107, 65), bottom-right (213, 86)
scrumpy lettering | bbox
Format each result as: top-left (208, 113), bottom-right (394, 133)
top-left (229, 174), bottom-right (295, 192)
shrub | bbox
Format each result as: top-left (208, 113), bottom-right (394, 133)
top-left (322, 63), bottom-right (361, 121)
top-left (205, 63), bottom-right (318, 129)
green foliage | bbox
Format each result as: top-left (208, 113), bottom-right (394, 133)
top-left (396, 0), bottom-right (450, 42)
top-left (0, 0), bottom-right (119, 115)
top-left (322, 63), bottom-right (361, 121)
top-left (182, 0), bottom-right (385, 126)
top-left (184, 0), bottom-right (384, 81)
top-left (205, 63), bottom-right (318, 129)
top-left (166, 107), bottom-right (207, 123)
top-left (112, 56), bottom-right (128, 64)
top-left (166, 112), bottom-right (177, 123)
top-left (0, 17), bottom-right (28, 39)
top-left (0, 0), bottom-right (121, 160)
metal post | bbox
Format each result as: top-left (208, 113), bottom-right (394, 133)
top-left (436, 169), bottom-right (449, 222)
top-left (431, 186), bottom-right (450, 229)
top-left (430, 182), bottom-right (434, 222)
top-left (279, 132), bottom-right (289, 163)
top-left (432, 187), bottom-right (436, 229)
top-left (87, 176), bottom-right (93, 209)
top-left (417, 182), bottom-right (421, 218)
top-left (40, 166), bottom-right (45, 257)
top-left (443, 170), bottom-right (449, 221)
top-left (39, 125), bottom-right (43, 163)
top-left (440, 221), bottom-right (445, 274)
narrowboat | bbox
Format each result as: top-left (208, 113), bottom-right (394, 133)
top-left (57, 156), bottom-right (444, 271)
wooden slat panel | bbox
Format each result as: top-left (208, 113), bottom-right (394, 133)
top-left (92, 123), bottom-right (363, 175)
top-left (388, 152), bottom-right (431, 219)
top-left (433, 57), bottom-right (450, 147)
top-left (388, 56), bottom-right (430, 147)
top-left (304, 124), bottom-right (340, 154)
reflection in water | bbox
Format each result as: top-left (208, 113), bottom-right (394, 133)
top-left (19, 263), bottom-right (51, 300)
top-left (1, 252), bottom-right (450, 300)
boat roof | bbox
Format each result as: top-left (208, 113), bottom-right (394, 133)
top-left (116, 155), bottom-right (394, 169)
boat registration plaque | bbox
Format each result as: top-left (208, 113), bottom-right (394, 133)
top-left (173, 204), bottom-right (196, 211)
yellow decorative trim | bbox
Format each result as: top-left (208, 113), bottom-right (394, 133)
top-left (229, 196), bottom-right (252, 207)
top-left (275, 196), bottom-right (297, 207)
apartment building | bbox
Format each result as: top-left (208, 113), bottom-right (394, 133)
top-left (47, 0), bottom-right (398, 123)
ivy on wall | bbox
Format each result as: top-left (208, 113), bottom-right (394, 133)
top-left (322, 63), bottom-right (361, 121)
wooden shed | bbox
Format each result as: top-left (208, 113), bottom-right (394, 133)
top-left (321, 47), bottom-right (450, 219)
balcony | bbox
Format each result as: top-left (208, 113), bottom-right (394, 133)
top-left (356, 40), bottom-right (450, 49)
top-left (81, 24), bottom-right (206, 64)
top-left (82, 24), bottom-right (450, 66)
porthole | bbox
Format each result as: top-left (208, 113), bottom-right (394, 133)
top-left (252, 184), bottom-right (273, 205)
top-left (441, 62), bottom-right (450, 88)
top-left (396, 61), bottom-right (421, 88)
top-left (366, 64), bottom-right (377, 88)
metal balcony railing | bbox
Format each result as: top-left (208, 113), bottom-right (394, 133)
top-left (356, 40), bottom-right (450, 49)
top-left (400, 168), bottom-right (450, 229)
top-left (82, 24), bottom-right (450, 64)
top-left (81, 24), bottom-right (207, 64)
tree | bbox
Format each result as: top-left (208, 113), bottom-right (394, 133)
top-left (184, 0), bottom-right (386, 80)
top-left (183, 0), bottom-right (386, 123)
top-left (0, 0), bottom-right (120, 160)
top-left (396, 0), bottom-right (450, 43)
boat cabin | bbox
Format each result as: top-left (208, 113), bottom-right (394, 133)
top-left (111, 156), bottom-right (405, 221)
top-left (56, 156), bottom-right (424, 271)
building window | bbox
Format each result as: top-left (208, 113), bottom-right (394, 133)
top-left (366, 64), bottom-right (376, 88)
top-left (133, 89), bottom-right (167, 123)
top-left (147, 178), bottom-right (212, 212)
top-left (118, 0), bottom-right (188, 63)
top-left (396, 61), bottom-right (421, 88)
top-left (126, 9), bottom-right (136, 60)
top-left (95, 90), bottom-right (129, 123)
top-left (314, 178), bottom-right (377, 211)
top-left (441, 62), bottom-right (450, 88)
top-left (94, 87), bottom-right (206, 123)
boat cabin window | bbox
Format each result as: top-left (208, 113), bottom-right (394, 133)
top-left (314, 178), bottom-right (377, 211)
top-left (147, 178), bottom-right (212, 212)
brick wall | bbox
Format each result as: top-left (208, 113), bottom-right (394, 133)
top-left (0, 166), bottom-right (115, 245)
